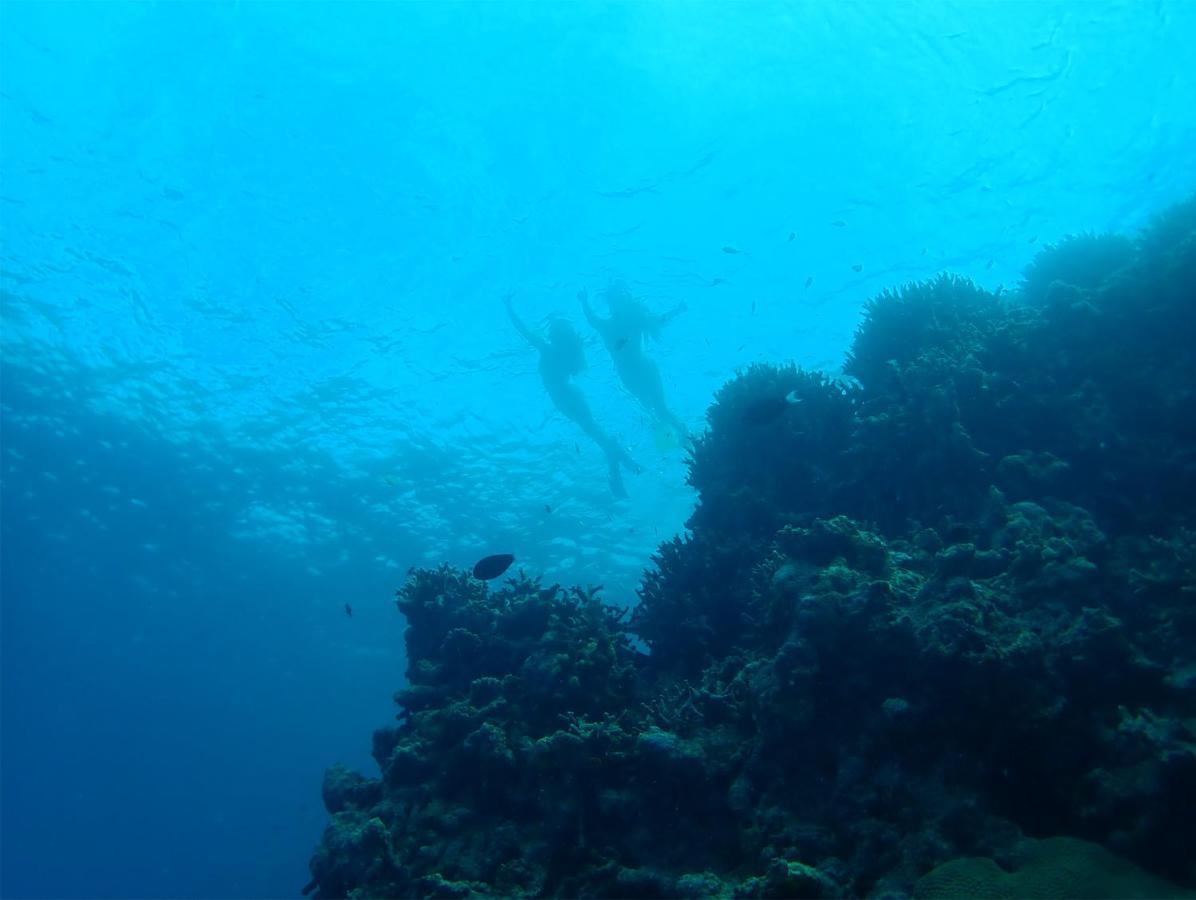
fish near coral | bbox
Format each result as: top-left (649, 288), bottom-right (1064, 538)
top-left (472, 553), bottom-right (515, 580)
top-left (740, 390), bottom-right (803, 426)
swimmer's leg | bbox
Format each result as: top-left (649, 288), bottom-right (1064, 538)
top-left (549, 382), bottom-right (597, 430)
top-left (551, 382), bottom-right (636, 494)
top-left (663, 410), bottom-right (689, 446)
top-left (607, 456), bottom-right (628, 498)
top-left (617, 443), bottom-right (641, 475)
top-left (617, 356), bottom-right (686, 442)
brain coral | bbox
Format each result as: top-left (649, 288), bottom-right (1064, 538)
top-left (914, 836), bottom-right (1193, 900)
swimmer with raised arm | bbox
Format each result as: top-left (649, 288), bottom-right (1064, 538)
top-left (579, 281), bottom-right (689, 445)
top-left (502, 293), bottom-right (639, 498)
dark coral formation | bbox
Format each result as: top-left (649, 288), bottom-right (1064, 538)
top-left (913, 836), bottom-right (1195, 899)
top-left (306, 197), bottom-right (1196, 898)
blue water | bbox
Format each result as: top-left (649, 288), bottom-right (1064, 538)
top-left (1, 2), bottom-right (1193, 897)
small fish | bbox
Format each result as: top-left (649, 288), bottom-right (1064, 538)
top-left (831, 220), bottom-right (847, 227)
top-left (751, 300), bottom-right (757, 314)
top-left (722, 245), bottom-right (740, 254)
top-left (575, 442), bottom-right (581, 454)
top-left (472, 553), bottom-right (515, 580)
top-left (920, 248), bottom-right (928, 256)
top-left (788, 232), bottom-right (795, 242)
top-left (985, 259), bottom-right (995, 270)
top-left (995, 284), bottom-right (1005, 297)
top-left (1028, 235), bottom-right (1037, 244)
top-left (804, 276), bottom-right (813, 289)
top-left (710, 277), bottom-right (725, 286)
top-left (344, 603), bottom-right (353, 618)
top-left (614, 337), bottom-right (629, 350)
top-left (741, 390), bottom-right (804, 425)
top-left (852, 264), bottom-right (863, 272)
top-left (544, 504), bottom-right (552, 514)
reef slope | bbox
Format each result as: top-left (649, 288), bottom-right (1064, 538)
top-left (306, 197), bottom-right (1196, 898)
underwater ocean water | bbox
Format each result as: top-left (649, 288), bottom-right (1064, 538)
top-left (2, 1), bottom-right (1195, 898)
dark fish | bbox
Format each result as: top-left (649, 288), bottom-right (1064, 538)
top-left (1028, 235), bottom-right (1037, 244)
top-left (575, 442), bottom-right (581, 454)
top-left (852, 264), bottom-right (863, 272)
top-left (986, 259), bottom-right (995, 270)
top-left (920, 247), bottom-right (927, 256)
top-left (344, 603), bottom-right (353, 618)
top-left (710, 277), bottom-right (725, 286)
top-left (751, 300), bottom-right (757, 314)
top-left (804, 276), bottom-right (814, 289)
top-left (722, 245), bottom-right (740, 254)
top-left (831, 220), bottom-right (847, 227)
top-left (788, 232), bottom-right (795, 242)
top-left (544, 504), bottom-right (552, 514)
top-left (614, 337), bottom-right (629, 350)
top-left (472, 553), bottom-right (515, 580)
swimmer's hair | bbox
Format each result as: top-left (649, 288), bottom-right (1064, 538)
top-left (604, 279), bottom-right (638, 317)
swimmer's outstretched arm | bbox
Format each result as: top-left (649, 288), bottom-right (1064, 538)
top-left (656, 299), bottom-right (689, 327)
top-left (502, 292), bottom-right (547, 352)
top-left (639, 299), bottom-right (688, 341)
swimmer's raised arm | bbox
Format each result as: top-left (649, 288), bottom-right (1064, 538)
top-left (502, 292), bottom-right (547, 352)
top-left (574, 284), bottom-right (602, 329)
top-left (578, 285), bottom-right (617, 341)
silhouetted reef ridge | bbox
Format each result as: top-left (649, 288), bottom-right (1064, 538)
top-left (305, 196), bottom-right (1196, 898)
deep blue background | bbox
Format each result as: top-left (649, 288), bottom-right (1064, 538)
top-left (1, 366), bottom-right (402, 897)
top-left (2, 2), bottom-right (1194, 896)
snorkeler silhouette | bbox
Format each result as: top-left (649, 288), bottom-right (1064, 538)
top-left (503, 293), bottom-right (640, 498)
top-left (579, 281), bottom-right (689, 446)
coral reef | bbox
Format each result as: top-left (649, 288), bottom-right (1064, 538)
top-left (306, 197), bottom-right (1196, 897)
top-left (913, 836), bottom-right (1194, 899)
